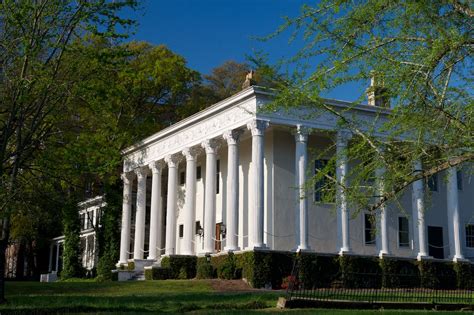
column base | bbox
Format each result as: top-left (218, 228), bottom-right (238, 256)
top-left (416, 253), bottom-right (432, 261)
top-left (338, 248), bottom-right (352, 256)
top-left (250, 245), bottom-right (269, 251)
top-left (223, 246), bottom-right (240, 253)
top-left (296, 245), bottom-right (311, 252)
top-left (452, 255), bottom-right (468, 263)
top-left (378, 251), bottom-right (391, 259)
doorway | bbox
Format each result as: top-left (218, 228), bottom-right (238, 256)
top-left (215, 223), bottom-right (222, 252)
top-left (427, 226), bottom-right (444, 259)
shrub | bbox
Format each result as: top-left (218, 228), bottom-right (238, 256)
top-left (127, 261), bottom-right (135, 271)
top-left (417, 260), bottom-right (456, 289)
top-left (453, 262), bottom-right (473, 289)
top-left (339, 255), bottom-right (382, 289)
top-left (196, 257), bottom-right (214, 279)
top-left (217, 252), bottom-right (238, 280)
top-left (380, 257), bottom-right (420, 288)
top-left (144, 267), bottom-right (171, 280)
top-left (161, 255), bottom-right (197, 279)
top-left (299, 253), bottom-right (339, 289)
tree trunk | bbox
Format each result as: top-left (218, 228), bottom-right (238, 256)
top-left (0, 217), bottom-right (10, 303)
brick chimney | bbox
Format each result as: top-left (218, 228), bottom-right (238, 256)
top-left (366, 71), bottom-right (389, 107)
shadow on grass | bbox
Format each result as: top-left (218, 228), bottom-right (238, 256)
top-left (0, 291), bottom-right (279, 314)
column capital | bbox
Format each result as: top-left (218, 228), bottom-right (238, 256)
top-left (223, 129), bottom-right (244, 145)
top-left (149, 160), bottom-right (165, 174)
top-left (201, 139), bottom-right (220, 154)
top-left (182, 147), bottom-right (201, 160)
top-left (336, 130), bottom-right (352, 147)
top-left (134, 167), bottom-right (149, 179)
top-left (165, 154), bottom-right (182, 168)
top-left (293, 124), bottom-right (310, 143)
top-left (247, 119), bottom-right (269, 136)
top-left (121, 172), bottom-right (134, 184)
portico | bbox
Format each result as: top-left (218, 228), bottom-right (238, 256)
top-left (117, 86), bottom-right (472, 272)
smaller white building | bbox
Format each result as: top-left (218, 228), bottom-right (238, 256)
top-left (42, 196), bottom-right (105, 281)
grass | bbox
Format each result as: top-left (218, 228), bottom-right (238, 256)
top-left (1, 280), bottom-right (471, 314)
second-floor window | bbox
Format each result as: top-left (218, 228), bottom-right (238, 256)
top-left (314, 159), bottom-right (335, 202)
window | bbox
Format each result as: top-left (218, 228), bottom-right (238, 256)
top-left (427, 173), bottom-right (438, 192)
top-left (195, 221), bottom-right (201, 235)
top-left (216, 160), bottom-right (220, 194)
top-left (80, 214), bottom-right (86, 231)
top-left (180, 171), bottom-right (185, 186)
top-left (457, 169), bottom-right (463, 191)
top-left (179, 224), bottom-right (184, 238)
top-left (314, 159), bottom-right (335, 202)
top-left (398, 217), bottom-right (410, 247)
top-left (364, 213), bottom-right (376, 245)
top-left (466, 225), bottom-right (474, 248)
top-left (196, 166), bottom-right (202, 180)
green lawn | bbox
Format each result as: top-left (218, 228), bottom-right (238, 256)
top-left (1, 280), bottom-right (471, 314)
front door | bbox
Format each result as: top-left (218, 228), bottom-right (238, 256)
top-left (215, 223), bottom-right (221, 252)
top-left (428, 226), bottom-right (444, 259)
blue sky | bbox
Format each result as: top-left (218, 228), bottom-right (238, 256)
top-left (125, 0), bottom-right (363, 101)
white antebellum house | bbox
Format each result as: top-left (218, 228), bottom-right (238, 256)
top-left (42, 196), bottom-right (104, 282)
top-left (117, 84), bottom-right (473, 272)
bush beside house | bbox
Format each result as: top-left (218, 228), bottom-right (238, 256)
top-left (145, 250), bottom-right (474, 291)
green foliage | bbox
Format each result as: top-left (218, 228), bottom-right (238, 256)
top-left (61, 202), bottom-right (85, 280)
top-left (145, 267), bottom-right (171, 280)
top-left (196, 257), bottom-right (214, 279)
top-left (379, 257), bottom-right (420, 288)
top-left (339, 255), bottom-right (382, 288)
top-left (216, 252), bottom-right (238, 280)
top-left (97, 187), bottom-right (122, 280)
top-left (127, 261), bottom-right (135, 272)
top-left (417, 260), bottom-right (457, 289)
top-left (298, 253), bottom-right (339, 289)
top-left (263, 0), bottom-right (474, 215)
top-left (160, 255), bottom-right (197, 279)
top-left (453, 262), bottom-right (474, 289)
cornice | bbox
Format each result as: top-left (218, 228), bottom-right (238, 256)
top-left (122, 86), bottom-right (260, 156)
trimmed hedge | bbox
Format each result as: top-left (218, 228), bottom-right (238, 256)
top-left (339, 255), bottom-right (382, 288)
top-left (161, 255), bottom-right (197, 279)
top-left (144, 267), bottom-right (171, 280)
top-left (142, 251), bottom-right (473, 291)
top-left (453, 262), bottom-right (474, 289)
top-left (380, 257), bottom-right (420, 288)
top-left (299, 253), bottom-right (339, 289)
top-left (417, 260), bottom-right (457, 289)
top-left (196, 257), bottom-right (214, 279)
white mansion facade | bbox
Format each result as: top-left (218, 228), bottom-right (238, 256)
top-left (117, 85), bottom-right (473, 270)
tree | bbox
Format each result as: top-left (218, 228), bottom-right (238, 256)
top-left (265, 1), bottom-right (473, 212)
top-left (61, 201), bottom-right (84, 279)
top-left (204, 60), bottom-right (249, 100)
top-left (0, 0), bottom-right (137, 301)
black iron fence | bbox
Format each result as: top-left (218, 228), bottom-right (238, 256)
top-left (286, 258), bottom-right (474, 306)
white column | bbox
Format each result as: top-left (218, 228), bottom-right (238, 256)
top-left (447, 167), bottom-right (464, 261)
top-left (247, 119), bottom-right (269, 249)
top-left (201, 139), bottom-right (219, 254)
top-left (412, 160), bottom-right (428, 259)
top-left (376, 166), bottom-right (390, 257)
top-left (182, 147), bottom-right (199, 255)
top-left (164, 154), bottom-right (180, 256)
top-left (48, 243), bottom-right (53, 272)
top-left (295, 125), bottom-right (310, 251)
top-left (336, 130), bottom-right (351, 254)
top-left (118, 172), bottom-right (133, 264)
top-left (133, 167), bottom-right (148, 260)
top-left (55, 243), bottom-right (60, 271)
top-left (223, 129), bottom-right (243, 252)
top-left (147, 161), bottom-right (164, 260)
